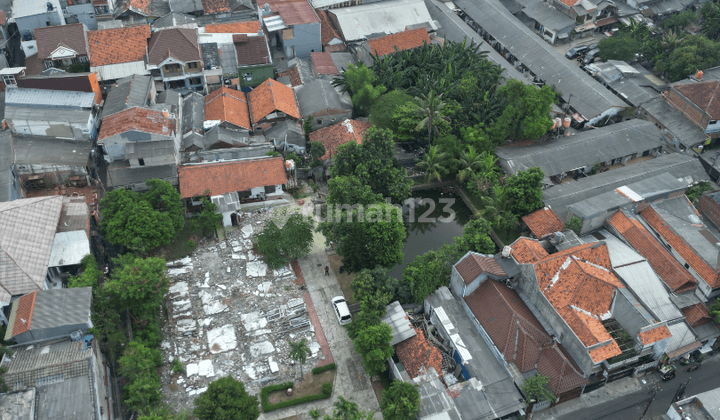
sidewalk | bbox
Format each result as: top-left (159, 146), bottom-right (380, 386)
top-left (531, 377), bottom-right (645, 420)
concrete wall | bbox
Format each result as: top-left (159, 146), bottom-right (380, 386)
top-left (284, 22), bottom-right (321, 58)
top-left (65, 4), bottom-right (97, 30)
top-left (14, 321), bottom-right (91, 344)
top-left (16, 3), bottom-right (65, 37)
top-left (308, 109), bottom-right (352, 129)
top-left (611, 291), bottom-right (649, 337)
top-left (9, 113), bottom-right (96, 141)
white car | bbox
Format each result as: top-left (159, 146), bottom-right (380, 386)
top-left (331, 296), bottom-right (352, 325)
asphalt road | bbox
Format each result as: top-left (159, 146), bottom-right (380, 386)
top-left (553, 354), bottom-right (720, 420)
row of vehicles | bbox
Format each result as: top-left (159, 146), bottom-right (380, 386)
top-left (565, 44), bottom-right (601, 65)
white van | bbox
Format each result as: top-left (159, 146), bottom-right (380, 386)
top-left (331, 296), bottom-right (352, 325)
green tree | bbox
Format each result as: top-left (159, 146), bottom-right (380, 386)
top-left (465, 153), bottom-right (503, 196)
top-left (489, 80), bottom-right (555, 142)
top-left (144, 179), bottom-right (184, 231)
top-left (124, 372), bottom-right (162, 415)
top-left (709, 298), bottom-right (720, 323)
top-left (353, 323), bottom-right (395, 376)
top-left (347, 308), bottom-right (382, 341)
top-left (193, 376), bottom-right (260, 420)
top-left (351, 268), bottom-right (394, 315)
top-left (289, 339), bottom-right (312, 380)
top-left (333, 396), bottom-right (375, 420)
top-left (353, 83), bottom-right (387, 116)
top-left (90, 286), bottom-right (128, 362)
top-left (103, 255), bottom-right (169, 322)
top-left (402, 241), bottom-right (467, 303)
top-left (663, 10), bottom-right (697, 32)
top-left (460, 124), bottom-right (495, 155)
top-left (370, 90), bottom-right (414, 130)
top-left (304, 116), bottom-right (314, 142)
top-left (504, 167), bottom-right (545, 217)
top-left (414, 91), bottom-right (451, 145)
top-left (455, 145), bottom-right (484, 183)
top-left (381, 381), bottom-right (421, 420)
top-left (434, 134), bottom-right (463, 177)
top-left (416, 145), bottom-right (448, 183)
top-left (198, 197), bottom-right (223, 235)
top-left (520, 374), bottom-right (557, 404)
top-left (654, 35), bottom-right (720, 82)
top-left (68, 254), bottom-right (101, 289)
top-left (119, 341), bottom-right (163, 383)
top-left (687, 181), bottom-right (713, 203)
top-left (479, 186), bottom-right (518, 233)
top-left (598, 32), bottom-right (641, 61)
top-left (326, 176), bottom-right (383, 206)
top-left (565, 216), bottom-right (583, 235)
top-left (460, 217), bottom-right (496, 254)
top-left (332, 62), bottom-right (374, 96)
top-left (702, 2), bottom-right (720, 40)
top-left (255, 214), bottom-right (314, 268)
top-left (310, 141), bottom-right (327, 166)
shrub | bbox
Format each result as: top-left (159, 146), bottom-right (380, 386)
top-left (172, 358), bottom-right (184, 374)
top-left (322, 382), bottom-right (333, 396)
top-left (260, 381), bottom-right (333, 412)
top-left (311, 363), bottom-right (337, 375)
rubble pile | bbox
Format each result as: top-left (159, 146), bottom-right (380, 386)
top-left (160, 208), bottom-right (325, 410)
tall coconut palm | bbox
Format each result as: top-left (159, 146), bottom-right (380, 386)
top-left (414, 90), bottom-right (450, 145)
top-left (661, 29), bottom-right (684, 51)
top-left (289, 339), bottom-right (311, 381)
top-left (416, 145), bottom-right (448, 183)
top-left (480, 186), bottom-right (518, 233)
top-left (455, 146), bottom-right (483, 183)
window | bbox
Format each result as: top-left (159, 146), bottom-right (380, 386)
top-left (2, 75), bottom-right (16, 86)
top-left (243, 72), bottom-right (253, 81)
top-left (264, 185), bottom-right (276, 194)
top-left (188, 62), bottom-right (198, 69)
top-left (316, 119), bottom-right (322, 125)
top-left (138, 158), bottom-right (145, 166)
top-left (685, 263), bottom-right (690, 269)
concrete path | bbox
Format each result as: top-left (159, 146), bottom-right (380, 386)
top-left (259, 251), bottom-right (382, 420)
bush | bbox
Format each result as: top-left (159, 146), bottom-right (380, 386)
top-left (172, 358), bottom-right (184, 374)
top-left (259, 381), bottom-right (333, 412)
top-left (311, 363), bottom-right (337, 375)
top-left (322, 382), bottom-right (333, 396)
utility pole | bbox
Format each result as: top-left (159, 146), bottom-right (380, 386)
top-left (672, 377), bottom-right (691, 403)
top-left (640, 382), bottom-right (659, 419)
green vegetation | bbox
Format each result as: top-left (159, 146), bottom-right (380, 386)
top-left (289, 339), bottom-right (312, 381)
top-left (311, 363), bottom-right (337, 375)
top-left (565, 216), bottom-right (583, 235)
top-left (194, 376), bottom-right (260, 420)
top-left (687, 181), bottom-right (713, 203)
top-left (520, 374), bottom-right (557, 404)
top-left (488, 80), bottom-right (555, 143)
top-left (381, 381), bottom-right (421, 420)
top-left (67, 254), bottom-right (102, 288)
top-left (197, 197), bottom-right (223, 235)
top-left (310, 141), bottom-right (326, 167)
top-left (255, 211), bottom-right (315, 269)
top-left (260, 380), bottom-right (334, 412)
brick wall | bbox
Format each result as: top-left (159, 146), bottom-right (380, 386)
top-left (698, 193), bottom-right (720, 228)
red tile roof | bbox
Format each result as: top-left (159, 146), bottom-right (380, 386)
top-left (0, 11), bottom-right (7, 26)
top-left (537, 344), bottom-right (588, 395)
top-left (368, 28), bottom-right (430, 58)
top-left (277, 67), bottom-right (302, 87)
top-left (638, 325), bottom-right (672, 345)
top-left (588, 341), bottom-right (622, 363)
top-left (205, 87), bottom-right (252, 130)
top-left (510, 237), bottom-right (548, 264)
top-left (147, 28), bottom-right (201, 65)
top-left (117, 0), bottom-right (151, 15)
top-left (682, 302), bottom-right (713, 327)
top-left (311, 52), bottom-right (339, 75)
top-left (202, 0), bottom-right (231, 14)
top-left (204, 21), bottom-right (262, 34)
top-left (11, 291), bottom-right (37, 336)
top-left (234, 34), bottom-right (271, 66)
top-left (674, 80), bottom-right (720, 120)
top-left (523, 207), bottom-right (565, 239)
top-left (35, 23), bottom-right (89, 61)
top-left (308, 119), bottom-right (370, 160)
top-left (394, 328), bottom-right (443, 379)
top-left (98, 107), bottom-right (175, 141)
top-left (248, 78), bottom-right (301, 122)
top-left (178, 157), bottom-right (287, 198)
top-left (455, 252), bottom-right (507, 284)
top-left (608, 211), bottom-right (697, 293)
top-left (316, 8), bottom-right (342, 45)
top-left (263, 0), bottom-right (319, 25)
top-left (88, 25), bottom-right (151, 67)
top-left (559, 0), bottom-right (579, 5)
top-left (641, 206), bottom-right (720, 288)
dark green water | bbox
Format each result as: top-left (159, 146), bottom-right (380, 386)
top-left (388, 189), bottom-right (472, 280)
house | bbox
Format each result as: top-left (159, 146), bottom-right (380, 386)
top-left (234, 33), bottom-right (273, 88)
top-left (296, 79), bottom-right (351, 129)
top-left (512, 240), bottom-right (673, 377)
top-left (523, 207), bottom-right (565, 239)
top-left (201, 0), bottom-right (253, 14)
top-left (664, 76), bottom-right (720, 148)
top-left (146, 28), bottom-right (205, 92)
top-left (178, 156), bottom-right (287, 225)
top-left (667, 388), bottom-right (720, 420)
top-left (496, 120), bottom-right (663, 183)
top-left (16, 72), bottom-right (103, 105)
top-left (641, 196), bottom-right (720, 300)
top-left (114, 0), bottom-right (170, 24)
top-left (464, 279), bottom-right (588, 404)
top-left (151, 12), bottom-right (198, 30)
top-left (260, 0), bottom-right (321, 58)
top-left (88, 25), bottom-right (151, 81)
top-left (34, 23), bottom-right (90, 71)
top-left (204, 86), bottom-right (252, 132)
top-left (265, 120), bottom-right (305, 154)
top-left (328, 0), bottom-right (437, 43)
top-left (308, 119), bottom-right (369, 160)
top-left (0, 133), bottom-right (23, 202)
top-left (449, 251), bottom-right (508, 297)
top-left (13, 135), bottom-right (92, 188)
top-left (585, 61), bottom-right (659, 108)
top-left (542, 153), bottom-right (709, 221)
top-left (181, 92), bottom-right (206, 152)
top-left (315, 9), bottom-right (345, 52)
top-left (12, 0), bottom-right (65, 38)
top-left (101, 74), bottom-right (156, 119)
top-left (93, 0), bottom-right (118, 20)
top-left (639, 97), bottom-right (708, 153)
top-left (357, 27), bottom-right (430, 65)
top-left (517, 1), bottom-right (575, 45)
top-left (98, 107), bottom-right (179, 191)
top-left (4, 88), bottom-right (99, 141)
top-left (248, 78), bottom-right (301, 131)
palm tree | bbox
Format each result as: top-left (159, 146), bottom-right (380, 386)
top-left (416, 145), bottom-right (448, 183)
top-left (289, 339), bottom-right (312, 381)
top-left (480, 186), bottom-right (518, 233)
top-left (466, 152), bottom-right (502, 193)
top-left (414, 90), bottom-right (450, 145)
top-left (455, 146), bottom-right (483, 183)
top-left (334, 396), bottom-right (361, 420)
top-left (661, 30), bottom-right (684, 51)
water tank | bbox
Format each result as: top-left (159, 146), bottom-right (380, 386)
top-left (697, 70), bottom-right (704, 80)
top-left (46, 2), bottom-right (54, 11)
top-left (563, 117), bottom-right (571, 128)
top-left (70, 330), bottom-right (82, 341)
top-left (549, 231), bottom-right (565, 245)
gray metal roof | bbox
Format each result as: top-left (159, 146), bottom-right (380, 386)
top-left (497, 120), bottom-right (663, 177)
top-left (640, 97), bottom-right (708, 148)
top-left (31, 287), bottom-right (92, 331)
top-left (381, 301), bottom-right (417, 346)
top-left (0, 132), bottom-right (20, 203)
top-left (5, 106), bottom-right (92, 124)
top-left (169, 0), bottom-right (203, 14)
top-left (106, 162), bottom-right (178, 188)
top-left (36, 375), bottom-right (95, 420)
top-left (295, 79), bottom-right (351, 119)
top-left (152, 12), bottom-right (198, 28)
top-left (543, 153), bottom-right (709, 220)
top-left (454, 0), bottom-right (627, 120)
top-left (101, 75), bottom-right (153, 119)
top-left (666, 320), bottom-right (701, 356)
top-left (586, 62), bottom-right (661, 107)
top-left (212, 192), bottom-right (242, 213)
top-left (5, 88), bottom-right (95, 110)
top-left (13, 136), bottom-right (92, 168)
top-left (695, 388), bottom-right (720, 419)
top-left (182, 92), bottom-right (205, 136)
top-left (521, 2), bottom-right (574, 31)
top-left (265, 120), bottom-right (304, 146)
top-left (330, 0), bottom-right (438, 42)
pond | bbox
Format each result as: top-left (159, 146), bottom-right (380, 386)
top-left (388, 189), bottom-right (473, 280)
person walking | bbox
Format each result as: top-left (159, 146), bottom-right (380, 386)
top-left (324, 266), bottom-right (330, 276)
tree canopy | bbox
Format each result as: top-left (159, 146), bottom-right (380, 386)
top-left (255, 212), bottom-right (314, 268)
top-left (488, 80), bottom-right (555, 143)
top-left (194, 376), bottom-right (260, 420)
top-left (353, 323), bottom-right (395, 377)
top-left (103, 255), bottom-right (169, 322)
top-left (504, 167), bottom-right (545, 217)
top-left (520, 374), bottom-right (557, 404)
top-left (68, 254), bottom-right (101, 289)
top-left (381, 381), bottom-right (421, 420)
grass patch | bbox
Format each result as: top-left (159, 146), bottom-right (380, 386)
top-left (261, 370), bottom-right (336, 412)
top-left (152, 219), bottom-right (203, 261)
top-left (328, 254), bottom-right (355, 304)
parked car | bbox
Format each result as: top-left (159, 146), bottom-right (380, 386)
top-left (582, 48), bottom-right (601, 65)
top-left (331, 296), bottom-right (352, 325)
top-left (565, 45), bottom-right (589, 59)
top-left (660, 364), bottom-right (676, 381)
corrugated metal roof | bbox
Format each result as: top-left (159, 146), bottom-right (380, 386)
top-left (454, 0), bottom-right (626, 120)
top-left (91, 61), bottom-right (150, 82)
top-left (330, 0), bottom-right (437, 42)
top-left (665, 321), bottom-right (700, 355)
top-left (13, 136), bottom-right (92, 167)
top-left (48, 231), bottom-right (90, 267)
top-left (263, 15), bottom-right (287, 32)
top-left (381, 301), bottom-right (417, 346)
top-left (6, 88), bottom-right (95, 110)
top-left (521, 2), bottom-right (575, 31)
top-left (641, 97), bottom-right (708, 148)
top-left (101, 75), bottom-right (153, 119)
top-left (5, 107), bottom-right (92, 124)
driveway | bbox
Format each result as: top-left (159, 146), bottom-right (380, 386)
top-left (259, 251), bottom-right (381, 420)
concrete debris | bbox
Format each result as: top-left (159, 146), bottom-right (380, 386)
top-left (258, 282), bottom-right (272, 294)
top-left (250, 340), bottom-right (275, 357)
top-left (168, 282), bottom-right (189, 299)
top-left (168, 266), bottom-right (193, 277)
top-left (241, 224), bottom-right (254, 238)
top-left (269, 357), bottom-right (279, 373)
top-left (199, 290), bottom-right (227, 315)
top-left (247, 261), bottom-right (268, 278)
top-left (167, 257), bottom-right (192, 267)
top-left (186, 363), bottom-right (199, 377)
top-left (198, 360), bottom-right (215, 377)
top-left (176, 319), bottom-right (197, 334)
top-left (207, 324), bottom-right (237, 354)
